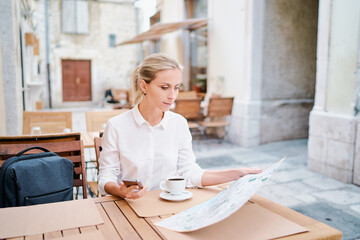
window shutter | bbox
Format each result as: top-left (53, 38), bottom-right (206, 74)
top-left (76, 0), bottom-right (89, 34)
top-left (62, 0), bottom-right (89, 34)
top-left (62, 0), bottom-right (76, 33)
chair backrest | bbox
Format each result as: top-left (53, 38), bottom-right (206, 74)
top-left (177, 91), bottom-right (198, 100)
top-left (93, 137), bottom-right (102, 171)
top-left (207, 97), bottom-right (234, 117)
top-left (0, 133), bottom-right (87, 199)
top-left (85, 109), bottom-right (128, 132)
top-left (23, 111), bottom-right (72, 135)
top-left (174, 99), bottom-right (202, 120)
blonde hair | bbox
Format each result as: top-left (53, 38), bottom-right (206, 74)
top-left (132, 53), bottom-right (183, 105)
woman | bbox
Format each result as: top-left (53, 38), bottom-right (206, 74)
top-left (98, 53), bottom-right (261, 199)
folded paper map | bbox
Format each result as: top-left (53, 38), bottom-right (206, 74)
top-left (155, 157), bottom-right (286, 232)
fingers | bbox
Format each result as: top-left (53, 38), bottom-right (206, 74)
top-left (126, 186), bottom-right (148, 199)
top-left (119, 181), bottom-right (139, 192)
top-left (237, 167), bottom-right (262, 178)
top-left (247, 167), bottom-right (263, 174)
top-left (120, 184), bottom-right (148, 199)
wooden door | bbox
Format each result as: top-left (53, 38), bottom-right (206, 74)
top-left (62, 60), bottom-right (92, 101)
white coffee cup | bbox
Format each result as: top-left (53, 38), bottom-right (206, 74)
top-left (63, 128), bottom-right (72, 133)
top-left (31, 126), bottom-right (41, 135)
top-left (160, 176), bottom-right (186, 196)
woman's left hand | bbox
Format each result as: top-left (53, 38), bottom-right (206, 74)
top-left (234, 167), bottom-right (262, 179)
top-left (201, 167), bottom-right (263, 186)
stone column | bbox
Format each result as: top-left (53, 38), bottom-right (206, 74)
top-left (0, 0), bottom-right (23, 135)
top-left (207, 0), bottom-right (263, 147)
top-left (308, 0), bottom-right (360, 183)
top-left (0, 39), bottom-right (6, 135)
top-left (355, 120), bottom-right (360, 185)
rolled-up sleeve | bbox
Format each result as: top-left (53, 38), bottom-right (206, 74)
top-left (98, 122), bottom-right (121, 195)
top-left (176, 119), bottom-right (204, 187)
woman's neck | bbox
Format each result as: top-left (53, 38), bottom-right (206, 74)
top-left (138, 100), bottom-right (164, 127)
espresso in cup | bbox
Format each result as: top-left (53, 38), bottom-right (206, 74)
top-left (160, 176), bottom-right (186, 195)
top-left (168, 178), bottom-right (184, 181)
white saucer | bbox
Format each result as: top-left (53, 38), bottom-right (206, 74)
top-left (160, 190), bottom-right (193, 201)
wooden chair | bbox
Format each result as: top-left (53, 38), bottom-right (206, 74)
top-left (199, 97), bottom-right (234, 139)
top-left (0, 133), bottom-right (87, 199)
top-left (85, 109), bottom-right (126, 163)
top-left (85, 110), bottom-right (126, 186)
top-left (88, 137), bottom-right (102, 197)
top-left (111, 89), bottom-right (128, 102)
top-left (174, 99), bottom-right (202, 137)
top-left (23, 111), bottom-right (72, 135)
top-left (85, 109), bottom-right (128, 132)
top-left (177, 91), bottom-right (198, 100)
top-left (112, 89), bottom-right (132, 109)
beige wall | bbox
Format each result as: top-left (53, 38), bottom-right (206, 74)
top-left (156, 0), bottom-right (189, 86)
top-left (308, 0), bottom-right (360, 184)
top-left (207, 0), bottom-right (264, 147)
top-left (207, 0), bottom-right (248, 99)
top-left (261, 0), bottom-right (317, 101)
top-left (158, 0), bottom-right (185, 67)
top-left (326, 0), bottom-right (360, 115)
top-left (259, 0), bottom-right (318, 143)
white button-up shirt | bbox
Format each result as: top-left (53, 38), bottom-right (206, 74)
top-left (98, 105), bottom-right (204, 195)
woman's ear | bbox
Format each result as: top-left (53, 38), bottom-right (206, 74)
top-left (139, 79), bottom-right (147, 94)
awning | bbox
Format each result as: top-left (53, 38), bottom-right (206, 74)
top-left (117, 18), bottom-right (207, 46)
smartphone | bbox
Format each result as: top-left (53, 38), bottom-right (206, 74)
top-left (122, 178), bottom-right (144, 189)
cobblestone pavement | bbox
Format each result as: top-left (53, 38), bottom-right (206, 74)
top-left (193, 138), bottom-right (360, 240)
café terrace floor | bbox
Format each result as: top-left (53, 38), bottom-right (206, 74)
top-left (68, 107), bottom-right (360, 240)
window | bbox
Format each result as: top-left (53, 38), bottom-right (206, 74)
top-left (62, 0), bottom-right (89, 34)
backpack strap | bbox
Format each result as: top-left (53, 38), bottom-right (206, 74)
top-left (16, 146), bottom-right (50, 157)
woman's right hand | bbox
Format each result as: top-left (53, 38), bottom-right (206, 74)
top-left (104, 181), bottom-right (147, 199)
top-left (118, 181), bottom-right (147, 199)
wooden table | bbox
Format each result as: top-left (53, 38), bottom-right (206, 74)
top-left (81, 132), bottom-right (99, 148)
top-left (4, 195), bottom-right (342, 240)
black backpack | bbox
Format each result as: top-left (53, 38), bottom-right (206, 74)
top-left (0, 146), bottom-right (74, 208)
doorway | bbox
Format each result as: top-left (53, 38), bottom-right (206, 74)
top-left (61, 60), bottom-right (92, 102)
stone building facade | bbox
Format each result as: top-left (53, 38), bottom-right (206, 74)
top-left (0, 0), bottom-right (139, 135)
top-left (47, 0), bottom-right (138, 108)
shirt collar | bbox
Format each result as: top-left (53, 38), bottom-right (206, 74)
top-left (132, 104), bottom-right (170, 130)
top-left (160, 111), bottom-right (170, 130)
top-left (133, 104), bottom-right (146, 126)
